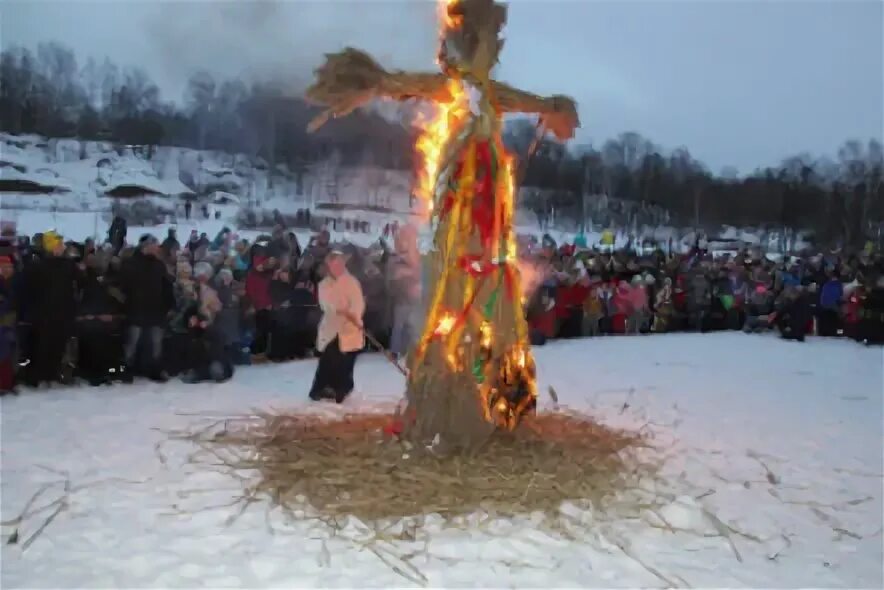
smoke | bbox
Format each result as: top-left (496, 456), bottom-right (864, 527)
top-left (517, 258), bottom-right (546, 302)
top-left (143, 0), bottom-right (438, 103)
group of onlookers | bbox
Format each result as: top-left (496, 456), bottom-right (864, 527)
top-left (521, 234), bottom-right (884, 347)
top-left (0, 217), bottom-right (420, 398)
top-left (1, 220), bottom-right (882, 399)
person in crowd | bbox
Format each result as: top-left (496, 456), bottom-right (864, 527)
top-left (775, 285), bottom-right (811, 342)
top-left (212, 227), bottom-right (233, 251)
top-left (858, 275), bottom-right (884, 345)
top-left (627, 275), bottom-right (649, 334)
top-left (181, 262), bottom-right (231, 383)
top-left (120, 235), bottom-right (174, 382)
top-left (610, 280), bottom-right (633, 334)
top-left (309, 251), bottom-right (365, 403)
top-left (268, 267), bottom-right (299, 361)
top-left (184, 200), bottom-right (192, 220)
top-left (817, 271), bottom-right (844, 337)
top-left (213, 268), bottom-right (245, 366)
top-left (0, 255), bottom-right (17, 395)
top-left (231, 240), bottom-right (251, 278)
top-left (527, 285), bottom-right (557, 345)
top-left (268, 225), bottom-right (290, 259)
top-left (304, 229), bottom-right (332, 282)
top-left (387, 224), bottom-right (421, 359)
top-left (843, 279), bottom-right (865, 340)
top-left (186, 230), bottom-right (200, 255)
top-left (162, 228), bottom-right (180, 259)
top-left (25, 231), bottom-right (80, 387)
top-left (652, 277), bottom-right (674, 333)
top-left (581, 280), bottom-right (604, 337)
top-left (287, 231), bottom-right (303, 261)
top-left (245, 252), bottom-right (275, 361)
top-left (107, 216), bottom-right (127, 254)
top-left (76, 252), bottom-right (125, 386)
top-left (686, 263), bottom-right (711, 331)
top-left (289, 272), bottom-right (320, 358)
top-left (164, 259), bottom-right (198, 377)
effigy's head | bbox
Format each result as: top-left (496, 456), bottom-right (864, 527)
top-left (437, 0), bottom-right (507, 82)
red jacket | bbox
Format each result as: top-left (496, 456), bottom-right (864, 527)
top-left (245, 256), bottom-right (273, 311)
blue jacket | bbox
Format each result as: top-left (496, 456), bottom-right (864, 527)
top-left (819, 279), bottom-right (843, 310)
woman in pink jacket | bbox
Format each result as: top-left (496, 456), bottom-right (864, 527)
top-left (309, 251), bottom-right (366, 403)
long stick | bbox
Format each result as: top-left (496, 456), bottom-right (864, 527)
top-left (364, 330), bottom-right (408, 377)
top-left (340, 312), bottom-right (409, 377)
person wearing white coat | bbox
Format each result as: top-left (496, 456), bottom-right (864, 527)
top-left (309, 251), bottom-right (365, 403)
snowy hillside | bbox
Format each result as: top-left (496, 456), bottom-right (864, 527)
top-left (2, 133), bottom-right (811, 254)
top-left (1, 334), bottom-right (881, 587)
top-left (0, 133), bottom-right (416, 214)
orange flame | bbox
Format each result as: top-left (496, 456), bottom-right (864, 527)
top-left (434, 313), bottom-right (456, 336)
top-left (413, 0), bottom-right (470, 216)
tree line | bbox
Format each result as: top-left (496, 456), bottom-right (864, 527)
top-left (1, 42), bottom-right (881, 247)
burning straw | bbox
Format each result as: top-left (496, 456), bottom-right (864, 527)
top-left (169, 408), bottom-right (661, 528)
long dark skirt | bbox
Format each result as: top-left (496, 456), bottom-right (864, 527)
top-left (309, 338), bottom-right (356, 402)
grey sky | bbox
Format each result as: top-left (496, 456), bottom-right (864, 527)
top-left (3, 0), bottom-right (882, 173)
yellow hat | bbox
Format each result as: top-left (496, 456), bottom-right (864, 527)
top-left (42, 231), bottom-right (62, 252)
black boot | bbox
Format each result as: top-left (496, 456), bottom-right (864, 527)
top-left (119, 365), bottom-right (134, 384)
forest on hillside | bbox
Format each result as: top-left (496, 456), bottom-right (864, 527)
top-left (1, 42), bottom-right (881, 246)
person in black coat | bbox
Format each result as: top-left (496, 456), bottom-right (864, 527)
top-left (108, 216), bottom-right (127, 254)
top-left (25, 232), bottom-right (81, 387)
top-left (859, 277), bottom-right (884, 345)
top-left (120, 235), bottom-right (174, 381)
top-left (776, 286), bottom-right (811, 342)
top-left (76, 255), bottom-right (126, 385)
top-left (161, 229), bottom-right (180, 260)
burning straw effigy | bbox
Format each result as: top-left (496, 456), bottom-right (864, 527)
top-left (171, 0), bottom-right (661, 561)
top-left (305, 0), bottom-right (580, 451)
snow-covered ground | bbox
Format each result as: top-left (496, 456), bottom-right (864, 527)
top-left (2, 334), bottom-right (881, 588)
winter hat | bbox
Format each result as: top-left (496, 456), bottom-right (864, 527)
top-left (42, 231), bottom-right (62, 253)
top-left (217, 267), bottom-right (233, 281)
top-left (139, 234), bottom-right (158, 248)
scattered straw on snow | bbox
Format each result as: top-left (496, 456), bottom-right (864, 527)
top-left (167, 410), bottom-right (661, 526)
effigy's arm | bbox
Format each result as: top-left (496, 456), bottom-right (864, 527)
top-left (491, 81), bottom-right (580, 141)
top-left (304, 48), bottom-right (452, 132)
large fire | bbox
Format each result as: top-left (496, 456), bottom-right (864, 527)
top-left (414, 79), bottom-right (468, 215)
top-left (413, 0), bottom-right (471, 215)
top-left (411, 0), bottom-right (536, 432)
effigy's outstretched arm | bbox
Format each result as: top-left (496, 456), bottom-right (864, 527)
top-left (490, 81), bottom-right (580, 141)
top-left (304, 48), bottom-right (452, 132)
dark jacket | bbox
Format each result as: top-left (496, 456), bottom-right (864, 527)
top-left (0, 277), bottom-right (16, 360)
top-left (28, 255), bottom-right (80, 326)
top-left (121, 251), bottom-right (174, 326)
top-left (77, 269), bottom-right (125, 334)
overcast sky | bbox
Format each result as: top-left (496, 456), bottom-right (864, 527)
top-left (3, 0), bottom-right (882, 173)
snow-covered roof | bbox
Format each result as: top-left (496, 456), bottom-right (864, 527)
top-left (210, 190), bottom-right (240, 204)
top-left (100, 167), bottom-right (195, 198)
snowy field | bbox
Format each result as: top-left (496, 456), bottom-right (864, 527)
top-left (1, 334), bottom-right (882, 588)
